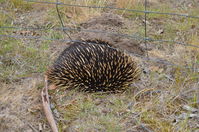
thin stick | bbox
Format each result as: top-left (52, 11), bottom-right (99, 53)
top-left (41, 76), bottom-right (58, 132)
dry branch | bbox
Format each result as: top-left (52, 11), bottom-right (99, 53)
top-left (41, 76), bottom-right (58, 132)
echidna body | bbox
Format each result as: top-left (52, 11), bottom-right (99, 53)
top-left (46, 40), bottom-right (140, 92)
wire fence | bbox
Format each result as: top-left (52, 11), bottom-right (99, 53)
top-left (0, 0), bottom-right (199, 71)
top-left (1, 34), bottom-right (197, 71)
top-left (23, 0), bottom-right (199, 19)
top-left (1, 26), bottom-right (199, 48)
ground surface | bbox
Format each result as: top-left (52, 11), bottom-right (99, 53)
top-left (0, 0), bottom-right (199, 132)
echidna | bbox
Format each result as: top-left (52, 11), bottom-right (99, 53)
top-left (46, 40), bottom-right (140, 92)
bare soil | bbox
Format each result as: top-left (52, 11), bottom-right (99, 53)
top-left (74, 13), bottom-right (145, 56)
top-left (0, 75), bottom-right (46, 132)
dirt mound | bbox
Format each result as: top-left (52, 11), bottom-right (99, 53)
top-left (80, 13), bottom-right (125, 28)
top-left (74, 13), bottom-right (145, 56)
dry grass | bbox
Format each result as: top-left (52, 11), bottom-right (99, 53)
top-left (46, 0), bottom-right (109, 24)
top-left (1, 0), bottom-right (32, 10)
top-left (0, 0), bottom-right (198, 131)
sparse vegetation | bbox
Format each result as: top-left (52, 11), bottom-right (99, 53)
top-left (0, 38), bottom-right (50, 82)
top-left (0, 0), bottom-right (198, 132)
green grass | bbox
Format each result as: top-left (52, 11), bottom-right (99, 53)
top-left (5, 0), bottom-right (32, 10)
top-left (51, 74), bottom-right (198, 131)
top-left (0, 38), bottom-right (50, 82)
top-left (0, 12), bottom-right (12, 27)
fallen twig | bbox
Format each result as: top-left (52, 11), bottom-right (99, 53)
top-left (41, 76), bottom-right (58, 132)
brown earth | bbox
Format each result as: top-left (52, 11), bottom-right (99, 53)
top-left (74, 13), bottom-right (145, 56)
top-left (0, 75), bottom-right (48, 132)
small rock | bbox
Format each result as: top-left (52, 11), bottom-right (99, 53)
top-left (157, 29), bottom-right (164, 34)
